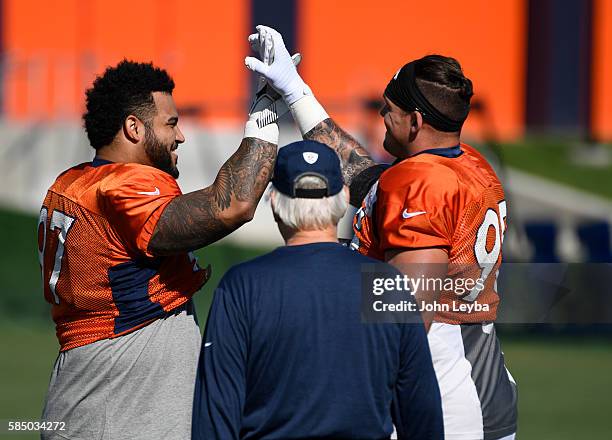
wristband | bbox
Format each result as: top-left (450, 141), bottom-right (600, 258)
top-left (244, 120), bottom-right (279, 144)
top-left (289, 95), bottom-right (330, 135)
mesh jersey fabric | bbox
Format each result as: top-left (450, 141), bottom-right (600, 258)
top-left (38, 161), bottom-right (208, 351)
top-left (351, 143), bottom-right (506, 324)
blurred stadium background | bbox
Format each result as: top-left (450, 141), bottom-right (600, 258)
top-left (1, 0), bottom-right (611, 438)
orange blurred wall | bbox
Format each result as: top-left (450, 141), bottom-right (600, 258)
top-left (3, 0), bottom-right (249, 122)
top-left (592, 0), bottom-right (612, 141)
top-left (298, 0), bottom-right (526, 143)
top-left (5, 1), bottom-right (611, 143)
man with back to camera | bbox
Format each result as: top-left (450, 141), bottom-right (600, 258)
top-left (192, 139), bottom-right (444, 440)
top-left (37, 56), bottom-right (280, 439)
top-left (246, 26), bottom-right (518, 440)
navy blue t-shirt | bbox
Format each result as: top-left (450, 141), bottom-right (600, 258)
top-left (192, 242), bottom-right (443, 440)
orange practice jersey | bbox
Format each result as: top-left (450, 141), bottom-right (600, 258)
top-left (38, 159), bottom-right (209, 351)
top-left (352, 144), bottom-right (506, 323)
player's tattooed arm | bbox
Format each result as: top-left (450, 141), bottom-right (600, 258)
top-left (304, 118), bottom-right (376, 187)
top-left (148, 137), bottom-right (276, 255)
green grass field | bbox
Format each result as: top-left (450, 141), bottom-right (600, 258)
top-left (499, 139), bottom-right (612, 200)
top-left (2, 325), bottom-right (611, 439)
top-left (1, 203), bottom-right (611, 439)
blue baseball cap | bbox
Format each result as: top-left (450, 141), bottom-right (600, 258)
top-left (272, 140), bottom-right (344, 198)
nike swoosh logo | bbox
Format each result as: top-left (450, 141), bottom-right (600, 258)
top-left (204, 342), bottom-right (213, 348)
top-left (137, 187), bottom-right (160, 196)
top-left (402, 210), bottom-right (426, 219)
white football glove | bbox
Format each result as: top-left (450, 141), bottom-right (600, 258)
top-left (245, 25), bottom-right (329, 135)
top-left (250, 29), bottom-right (275, 93)
top-left (245, 25), bottom-right (310, 105)
top-left (244, 28), bottom-right (279, 143)
top-left (249, 53), bottom-right (301, 128)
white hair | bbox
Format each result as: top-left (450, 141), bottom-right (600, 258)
top-left (270, 176), bottom-right (348, 230)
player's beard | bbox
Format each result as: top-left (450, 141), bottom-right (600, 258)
top-left (144, 122), bottom-right (179, 179)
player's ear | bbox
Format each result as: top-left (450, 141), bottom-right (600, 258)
top-left (413, 111), bottom-right (423, 129)
top-left (409, 111), bottom-right (423, 136)
top-left (123, 115), bottom-right (144, 144)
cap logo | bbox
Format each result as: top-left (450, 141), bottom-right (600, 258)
top-left (303, 152), bottom-right (318, 164)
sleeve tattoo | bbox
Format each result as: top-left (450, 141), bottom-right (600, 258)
top-left (148, 137), bottom-right (277, 255)
top-left (304, 118), bottom-right (377, 186)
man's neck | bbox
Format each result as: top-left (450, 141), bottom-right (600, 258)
top-left (96, 141), bottom-right (148, 165)
top-left (95, 143), bottom-right (122, 162)
top-left (404, 130), bottom-right (461, 158)
top-left (284, 227), bottom-right (338, 246)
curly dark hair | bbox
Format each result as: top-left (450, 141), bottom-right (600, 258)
top-left (83, 60), bottom-right (175, 149)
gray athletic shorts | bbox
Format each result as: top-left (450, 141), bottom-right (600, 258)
top-left (41, 300), bottom-right (201, 440)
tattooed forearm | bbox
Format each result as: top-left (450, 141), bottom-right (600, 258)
top-left (304, 118), bottom-right (376, 186)
top-left (148, 137), bottom-right (277, 255)
top-left (150, 185), bottom-right (230, 255)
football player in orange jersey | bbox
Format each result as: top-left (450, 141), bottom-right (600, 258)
top-left (38, 58), bottom-right (280, 439)
top-left (247, 26), bottom-right (517, 440)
